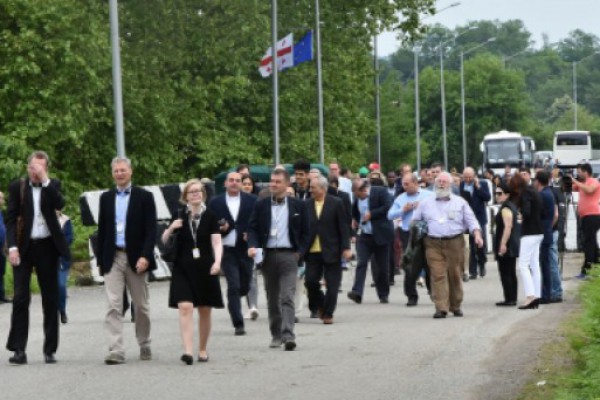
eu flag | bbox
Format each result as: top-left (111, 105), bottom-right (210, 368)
top-left (293, 31), bottom-right (313, 66)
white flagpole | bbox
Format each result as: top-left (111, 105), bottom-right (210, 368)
top-left (271, 0), bottom-right (280, 165)
top-left (315, 0), bottom-right (324, 164)
top-left (109, 0), bottom-right (126, 157)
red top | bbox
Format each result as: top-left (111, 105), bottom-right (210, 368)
top-left (577, 177), bottom-right (600, 217)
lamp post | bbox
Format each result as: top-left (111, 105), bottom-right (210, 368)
top-left (502, 48), bottom-right (528, 67)
top-left (460, 37), bottom-right (496, 169)
top-left (109, 0), bottom-right (125, 157)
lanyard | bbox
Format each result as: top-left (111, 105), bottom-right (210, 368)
top-left (188, 213), bottom-right (202, 248)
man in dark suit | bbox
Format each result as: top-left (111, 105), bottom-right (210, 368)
top-left (305, 176), bottom-right (351, 324)
top-left (5, 151), bottom-right (68, 365)
top-left (248, 168), bottom-right (309, 351)
top-left (460, 167), bottom-right (491, 279)
top-left (208, 171), bottom-right (257, 336)
top-left (97, 157), bottom-right (157, 365)
top-left (347, 179), bottom-right (394, 304)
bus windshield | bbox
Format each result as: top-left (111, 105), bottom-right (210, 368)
top-left (485, 139), bottom-right (521, 167)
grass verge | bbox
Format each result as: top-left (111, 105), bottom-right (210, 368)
top-left (519, 271), bottom-right (600, 399)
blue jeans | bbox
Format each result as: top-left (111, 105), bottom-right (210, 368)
top-left (58, 266), bottom-right (70, 314)
top-left (549, 231), bottom-right (563, 299)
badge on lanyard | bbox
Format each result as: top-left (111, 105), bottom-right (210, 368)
top-left (270, 228), bottom-right (278, 237)
top-left (192, 247), bottom-right (201, 259)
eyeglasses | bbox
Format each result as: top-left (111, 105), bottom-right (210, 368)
top-left (188, 190), bottom-right (202, 195)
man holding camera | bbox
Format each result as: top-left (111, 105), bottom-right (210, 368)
top-left (209, 171), bottom-right (257, 336)
top-left (572, 163), bottom-right (600, 277)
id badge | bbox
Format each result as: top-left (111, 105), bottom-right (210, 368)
top-left (270, 228), bottom-right (277, 237)
top-left (438, 217), bottom-right (446, 224)
top-left (192, 248), bottom-right (201, 259)
top-left (116, 222), bottom-right (124, 233)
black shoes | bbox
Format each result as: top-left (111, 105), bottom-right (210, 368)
top-left (406, 297), bottom-right (418, 307)
top-left (0, 297), bottom-right (12, 304)
top-left (44, 353), bottom-right (57, 364)
top-left (518, 298), bottom-right (540, 310)
top-left (347, 291), bottom-right (362, 304)
top-left (9, 351), bottom-right (27, 365)
top-left (379, 297), bottom-right (389, 304)
top-left (496, 301), bottom-right (517, 306)
top-left (550, 297), bottom-right (563, 303)
top-left (433, 311), bottom-right (448, 319)
top-left (469, 275), bottom-right (477, 280)
top-left (181, 354), bottom-right (193, 365)
top-left (452, 309), bottom-right (464, 317)
top-left (234, 327), bottom-right (246, 336)
top-left (60, 312), bottom-right (68, 324)
top-left (479, 266), bottom-right (487, 277)
top-left (284, 340), bottom-right (296, 351)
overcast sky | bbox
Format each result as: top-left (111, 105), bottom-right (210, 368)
top-left (378, 0), bottom-right (600, 56)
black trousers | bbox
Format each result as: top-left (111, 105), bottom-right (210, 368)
top-left (581, 215), bottom-right (600, 270)
top-left (399, 229), bottom-right (430, 301)
top-left (222, 246), bottom-right (253, 328)
top-left (469, 225), bottom-right (487, 276)
top-left (305, 253), bottom-right (342, 318)
top-left (7, 238), bottom-right (60, 354)
top-left (497, 256), bottom-right (517, 303)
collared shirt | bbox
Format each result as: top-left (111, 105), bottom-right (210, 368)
top-left (266, 197), bottom-right (292, 249)
top-left (309, 200), bottom-right (324, 253)
top-left (411, 194), bottom-right (480, 237)
top-left (463, 182), bottom-right (474, 195)
top-left (338, 176), bottom-right (353, 203)
top-left (387, 189), bottom-right (432, 232)
top-left (222, 193), bottom-right (241, 247)
top-left (357, 196), bottom-right (372, 235)
top-left (114, 185), bottom-right (131, 248)
top-left (30, 179), bottom-right (51, 239)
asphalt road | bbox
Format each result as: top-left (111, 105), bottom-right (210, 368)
top-left (0, 253), bottom-right (582, 400)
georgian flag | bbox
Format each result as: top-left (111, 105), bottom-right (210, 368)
top-left (258, 33), bottom-right (294, 78)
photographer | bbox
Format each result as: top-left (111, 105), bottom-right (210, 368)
top-left (572, 163), bottom-right (600, 278)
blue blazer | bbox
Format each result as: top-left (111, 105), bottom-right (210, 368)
top-left (247, 196), bottom-right (309, 256)
top-left (459, 180), bottom-right (491, 226)
top-left (352, 186), bottom-right (394, 246)
top-left (208, 191), bottom-right (257, 251)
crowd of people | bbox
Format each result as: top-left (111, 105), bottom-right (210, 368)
top-left (1, 151), bottom-right (596, 366)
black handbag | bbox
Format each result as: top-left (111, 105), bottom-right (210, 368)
top-left (160, 231), bottom-right (179, 263)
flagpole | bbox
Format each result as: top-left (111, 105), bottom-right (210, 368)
top-left (315, 0), bottom-right (324, 164)
top-left (271, 0), bottom-right (280, 165)
top-left (109, 0), bottom-right (126, 157)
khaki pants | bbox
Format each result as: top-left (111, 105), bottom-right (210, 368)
top-left (104, 251), bottom-right (151, 357)
top-left (424, 236), bottom-right (465, 313)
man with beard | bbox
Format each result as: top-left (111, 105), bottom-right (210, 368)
top-left (412, 172), bottom-right (483, 319)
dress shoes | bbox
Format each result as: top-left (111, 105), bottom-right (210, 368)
top-left (347, 291), bottom-right (362, 304)
top-left (234, 326), bottom-right (246, 336)
top-left (479, 266), bottom-right (487, 277)
top-left (60, 312), bottom-right (68, 324)
top-left (284, 340), bottom-right (297, 351)
top-left (322, 316), bottom-right (333, 325)
top-left (452, 309), bottom-right (464, 317)
top-left (181, 354), bottom-right (193, 365)
top-left (44, 353), bottom-right (57, 364)
top-left (379, 297), bottom-right (389, 304)
top-left (433, 311), bottom-right (448, 319)
top-left (495, 301), bottom-right (516, 306)
top-left (406, 297), bottom-right (418, 307)
top-left (9, 351), bottom-right (27, 365)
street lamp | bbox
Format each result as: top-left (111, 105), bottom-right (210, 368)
top-left (573, 51), bottom-right (599, 130)
top-left (438, 26), bottom-right (477, 170)
top-left (460, 37), bottom-right (496, 169)
top-left (502, 48), bottom-right (528, 67)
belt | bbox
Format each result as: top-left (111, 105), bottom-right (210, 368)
top-left (427, 234), bottom-right (462, 241)
top-left (265, 248), bottom-right (294, 252)
top-left (115, 247), bottom-right (126, 252)
top-left (30, 237), bottom-right (51, 244)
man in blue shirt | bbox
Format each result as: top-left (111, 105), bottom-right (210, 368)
top-left (535, 170), bottom-right (557, 304)
top-left (388, 173), bottom-right (431, 306)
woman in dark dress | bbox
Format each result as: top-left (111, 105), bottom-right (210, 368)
top-left (162, 179), bottom-right (223, 365)
top-left (493, 182), bottom-right (520, 306)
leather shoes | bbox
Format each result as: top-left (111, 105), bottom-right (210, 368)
top-left (433, 311), bottom-right (447, 319)
top-left (347, 291), bottom-right (362, 304)
top-left (406, 297), bottom-right (418, 307)
top-left (496, 301), bottom-right (516, 306)
top-left (234, 326), bottom-right (246, 336)
top-left (379, 297), bottom-right (389, 304)
top-left (284, 340), bottom-right (297, 351)
top-left (60, 312), bottom-right (68, 324)
top-left (44, 353), bottom-right (57, 364)
top-left (9, 351), bottom-right (27, 365)
top-left (181, 354), bottom-right (193, 365)
top-left (452, 309), bottom-right (464, 317)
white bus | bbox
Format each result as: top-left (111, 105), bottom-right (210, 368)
top-left (480, 130), bottom-right (535, 176)
top-left (553, 130), bottom-right (600, 165)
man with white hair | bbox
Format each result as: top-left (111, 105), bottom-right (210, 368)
top-left (412, 172), bottom-right (483, 319)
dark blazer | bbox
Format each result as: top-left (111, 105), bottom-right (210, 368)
top-left (208, 191), bottom-right (257, 251)
top-left (247, 196), bottom-right (309, 256)
top-left (97, 186), bottom-right (157, 274)
top-left (306, 195), bottom-right (350, 264)
top-left (352, 186), bottom-right (394, 245)
top-left (5, 178), bottom-right (69, 257)
top-left (327, 187), bottom-right (352, 231)
top-left (459, 180), bottom-right (491, 226)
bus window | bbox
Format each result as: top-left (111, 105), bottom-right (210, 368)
top-left (556, 134), bottom-right (588, 146)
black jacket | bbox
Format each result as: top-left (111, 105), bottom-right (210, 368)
top-left (352, 186), bottom-right (394, 245)
top-left (97, 186), bottom-right (157, 274)
top-left (208, 191), bottom-right (257, 251)
top-left (306, 195), bottom-right (351, 264)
